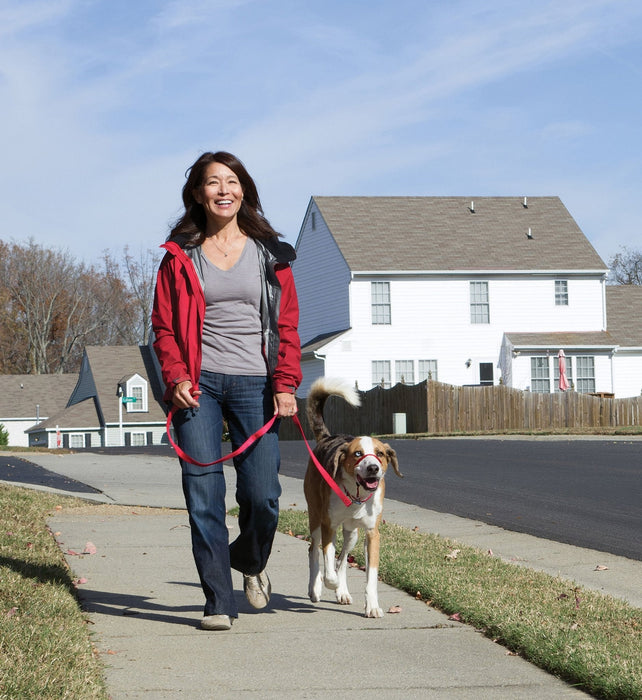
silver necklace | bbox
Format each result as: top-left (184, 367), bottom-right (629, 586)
top-left (211, 238), bottom-right (230, 257)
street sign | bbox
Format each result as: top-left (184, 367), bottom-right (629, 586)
top-left (122, 396), bottom-right (138, 403)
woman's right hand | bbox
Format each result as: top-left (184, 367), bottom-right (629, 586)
top-left (172, 381), bottom-right (201, 409)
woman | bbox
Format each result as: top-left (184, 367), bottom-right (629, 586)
top-left (152, 151), bottom-right (301, 631)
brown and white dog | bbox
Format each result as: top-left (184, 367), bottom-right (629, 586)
top-left (303, 377), bottom-right (402, 618)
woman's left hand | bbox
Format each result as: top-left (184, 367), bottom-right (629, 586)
top-left (274, 392), bottom-right (298, 418)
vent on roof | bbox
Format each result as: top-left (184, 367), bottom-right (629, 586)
top-left (523, 197), bottom-right (528, 208)
top-left (526, 227), bottom-right (534, 239)
top-left (469, 200), bottom-right (475, 213)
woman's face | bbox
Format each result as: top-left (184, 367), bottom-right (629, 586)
top-left (194, 161), bottom-right (244, 227)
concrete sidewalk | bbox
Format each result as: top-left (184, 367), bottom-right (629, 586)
top-left (9, 452), bottom-right (640, 697)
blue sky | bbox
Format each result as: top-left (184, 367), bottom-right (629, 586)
top-left (1, 0), bottom-right (641, 268)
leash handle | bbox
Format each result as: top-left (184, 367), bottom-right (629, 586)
top-left (292, 414), bottom-right (352, 507)
top-left (166, 405), bottom-right (277, 467)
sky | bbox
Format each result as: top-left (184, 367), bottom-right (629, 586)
top-left (1, 0), bottom-right (641, 269)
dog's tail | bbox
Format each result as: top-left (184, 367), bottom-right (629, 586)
top-left (306, 377), bottom-right (361, 442)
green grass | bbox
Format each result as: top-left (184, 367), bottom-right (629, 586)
top-left (277, 509), bottom-right (642, 700)
top-left (0, 485), bottom-right (108, 700)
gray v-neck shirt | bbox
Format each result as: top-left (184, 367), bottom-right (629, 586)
top-left (199, 239), bottom-right (267, 376)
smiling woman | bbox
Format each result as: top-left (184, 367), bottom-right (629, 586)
top-left (152, 150), bottom-right (302, 631)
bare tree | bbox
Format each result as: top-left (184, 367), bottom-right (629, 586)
top-left (608, 247), bottom-right (642, 285)
top-left (0, 240), bottom-right (137, 373)
top-left (107, 246), bottom-right (162, 345)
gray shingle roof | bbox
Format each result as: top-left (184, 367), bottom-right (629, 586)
top-left (0, 374), bottom-right (78, 419)
top-left (312, 196), bottom-right (607, 272)
top-left (605, 285), bottom-right (642, 347)
top-left (505, 331), bottom-right (616, 349)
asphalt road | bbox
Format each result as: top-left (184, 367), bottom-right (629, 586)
top-left (277, 437), bottom-right (642, 562)
top-left (2, 437), bottom-right (641, 560)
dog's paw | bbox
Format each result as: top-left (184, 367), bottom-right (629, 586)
top-left (365, 605), bottom-right (384, 618)
top-left (336, 589), bottom-right (353, 605)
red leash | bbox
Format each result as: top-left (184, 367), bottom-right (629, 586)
top-left (166, 407), bottom-right (352, 507)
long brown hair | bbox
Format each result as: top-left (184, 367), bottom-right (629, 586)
top-left (168, 151), bottom-right (280, 244)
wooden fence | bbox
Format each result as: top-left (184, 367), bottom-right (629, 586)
top-left (279, 380), bottom-right (642, 439)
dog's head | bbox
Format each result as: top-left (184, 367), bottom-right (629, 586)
top-left (332, 436), bottom-right (403, 495)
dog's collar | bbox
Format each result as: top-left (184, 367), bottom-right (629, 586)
top-left (343, 485), bottom-right (375, 504)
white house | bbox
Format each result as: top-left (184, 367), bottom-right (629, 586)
top-left (24, 345), bottom-right (168, 448)
top-left (293, 196), bottom-right (642, 398)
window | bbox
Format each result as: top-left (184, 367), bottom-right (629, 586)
top-left (575, 356), bottom-right (595, 393)
top-left (124, 375), bottom-right (148, 412)
top-left (418, 359), bottom-right (438, 382)
top-left (371, 282), bottom-right (391, 325)
top-left (69, 433), bottom-right (85, 449)
top-left (479, 362), bottom-right (494, 385)
top-left (395, 360), bottom-right (414, 385)
top-left (555, 280), bottom-right (569, 306)
top-left (554, 355), bottom-right (573, 392)
top-left (127, 384), bottom-right (145, 412)
top-left (131, 432), bottom-right (146, 447)
top-left (372, 360), bottom-right (391, 388)
top-left (470, 281), bottom-right (490, 324)
top-left (530, 357), bottom-right (550, 393)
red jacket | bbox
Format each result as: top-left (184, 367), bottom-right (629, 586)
top-left (152, 237), bottom-right (302, 402)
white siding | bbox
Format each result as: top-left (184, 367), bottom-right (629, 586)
top-left (294, 202), bottom-right (351, 346)
top-left (313, 273), bottom-right (607, 391)
top-left (612, 353), bottom-right (642, 398)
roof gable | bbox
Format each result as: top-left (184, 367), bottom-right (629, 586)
top-left (312, 196), bottom-right (607, 273)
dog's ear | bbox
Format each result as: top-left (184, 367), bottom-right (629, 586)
top-left (383, 444), bottom-right (403, 477)
top-left (332, 444), bottom-right (348, 479)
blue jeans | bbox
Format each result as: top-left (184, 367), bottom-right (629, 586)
top-left (172, 371), bottom-right (281, 618)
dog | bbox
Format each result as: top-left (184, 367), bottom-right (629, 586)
top-left (303, 377), bottom-right (402, 618)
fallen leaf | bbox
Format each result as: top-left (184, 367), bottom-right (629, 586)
top-left (55, 505), bottom-right (62, 510)
top-left (448, 612), bottom-right (462, 621)
top-left (415, 591), bottom-right (423, 600)
top-left (594, 564), bottom-right (609, 571)
top-left (5, 607), bottom-right (18, 618)
top-left (487, 549), bottom-right (494, 556)
top-left (505, 650), bottom-right (519, 656)
top-left (106, 650), bottom-right (117, 655)
top-left (412, 526), bottom-right (420, 532)
top-left (570, 623), bottom-right (579, 630)
top-left (54, 531), bottom-right (61, 537)
top-left (74, 577), bottom-right (88, 586)
top-left (388, 605), bottom-right (403, 614)
top-left (26, 542), bottom-right (33, 549)
top-left (82, 542), bottom-right (97, 555)
top-left (445, 548), bottom-right (461, 560)
top-left (286, 529), bottom-right (293, 536)
top-left (66, 549), bottom-right (80, 556)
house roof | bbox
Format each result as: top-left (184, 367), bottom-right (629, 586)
top-left (505, 331), bottom-right (616, 350)
top-left (28, 345), bottom-right (167, 432)
top-left (0, 374), bottom-right (78, 420)
top-left (605, 285), bottom-right (642, 347)
top-left (312, 196), bottom-right (607, 272)
top-left (301, 329), bottom-right (350, 354)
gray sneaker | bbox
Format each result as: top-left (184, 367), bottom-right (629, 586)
top-left (200, 614), bottom-right (232, 631)
top-left (243, 570), bottom-right (271, 609)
